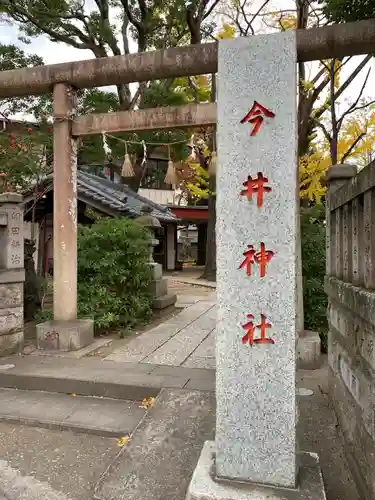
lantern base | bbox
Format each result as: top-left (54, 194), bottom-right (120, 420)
top-left (153, 293), bottom-right (177, 310)
top-left (186, 442), bottom-right (326, 500)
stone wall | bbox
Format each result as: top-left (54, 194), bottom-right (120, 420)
top-left (326, 163), bottom-right (375, 499)
top-left (0, 193), bottom-right (25, 356)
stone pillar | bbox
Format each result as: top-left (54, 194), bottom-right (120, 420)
top-left (35, 83), bottom-right (94, 352)
top-left (135, 207), bottom-right (176, 310)
top-left (187, 32), bottom-right (326, 500)
top-left (0, 193), bottom-right (25, 356)
top-left (52, 83), bottom-right (78, 321)
top-left (326, 164), bottom-right (358, 279)
top-left (166, 224), bottom-right (176, 271)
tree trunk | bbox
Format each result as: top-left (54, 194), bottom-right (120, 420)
top-left (196, 223), bottom-right (207, 266)
top-left (202, 72), bottom-right (217, 281)
top-left (201, 172), bottom-right (216, 281)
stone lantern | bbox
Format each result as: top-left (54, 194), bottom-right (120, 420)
top-left (135, 205), bottom-right (176, 310)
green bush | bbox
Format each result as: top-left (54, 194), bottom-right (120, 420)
top-left (301, 205), bottom-right (328, 351)
top-left (77, 217), bottom-right (153, 332)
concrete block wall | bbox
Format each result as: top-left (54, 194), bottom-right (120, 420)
top-left (326, 163), bottom-right (375, 500)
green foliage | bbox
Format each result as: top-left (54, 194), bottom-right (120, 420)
top-left (321, 0), bottom-right (375, 22)
top-left (0, 128), bottom-right (52, 193)
top-left (77, 217), bottom-right (153, 332)
top-left (301, 205), bottom-right (328, 350)
top-left (0, 43), bottom-right (51, 118)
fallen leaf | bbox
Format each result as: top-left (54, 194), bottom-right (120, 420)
top-left (118, 435), bottom-right (130, 447)
top-left (139, 397), bottom-right (155, 409)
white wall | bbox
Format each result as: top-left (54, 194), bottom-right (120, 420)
top-left (138, 188), bottom-right (176, 205)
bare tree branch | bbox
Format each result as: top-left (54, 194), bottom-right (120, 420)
top-left (247, 0), bottom-right (272, 33)
top-left (350, 99), bottom-right (375, 114)
top-left (337, 67), bottom-right (371, 129)
top-left (314, 119), bottom-right (331, 142)
top-left (341, 133), bottom-right (366, 163)
top-left (203, 0), bottom-right (221, 21)
top-left (329, 59), bottom-right (338, 164)
top-left (313, 54), bottom-right (372, 123)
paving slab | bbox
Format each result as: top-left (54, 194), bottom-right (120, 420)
top-left (183, 356), bottom-right (216, 370)
top-left (190, 330), bottom-right (215, 358)
top-left (141, 307), bottom-right (216, 366)
top-left (0, 388), bottom-right (146, 437)
top-left (0, 424), bottom-right (120, 500)
top-left (142, 324), bottom-right (214, 366)
top-left (105, 302), bottom-right (216, 366)
top-left (94, 388), bottom-right (216, 500)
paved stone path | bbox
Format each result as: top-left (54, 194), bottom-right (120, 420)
top-left (105, 294), bottom-right (216, 369)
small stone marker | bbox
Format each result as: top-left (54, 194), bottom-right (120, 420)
top-left (0, 193), bottom-right (25, 357)
top-left (0, 194), bottom-right (24, 270)
top-left (187, 31), bottom-right (326, 500)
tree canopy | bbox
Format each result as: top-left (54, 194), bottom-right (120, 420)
top-left (0, 0), bottom-right (220, 109)
top-left (321, 0), bottom-right (375, 22)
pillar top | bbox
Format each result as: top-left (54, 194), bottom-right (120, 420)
top-left (0, 193), bottom-right (23, 204)
top-left (326, 164), bottom-right (358, 183)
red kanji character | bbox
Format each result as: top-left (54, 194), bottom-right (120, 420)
top-left (254, 314), bottom-right (274, 344)
top-left (239, 243), bottom-right (274, 277)
top-left (240, 101), bottom-right (275, 136)
top-left (242, 314), bottom-right (255, 344)
top-left (242, 313), bottom-right (274, 345)
top-left (254, 242), bottom-right (274, 278)
top-left (240, 172), bottom-right (271, 208)
top-left (239, 245), bottom-right (256, 276)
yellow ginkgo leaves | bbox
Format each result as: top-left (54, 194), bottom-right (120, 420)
top-left (118, 435), bottom-right (130, 447)
top-left (139, 397), bottom-right (155, 410)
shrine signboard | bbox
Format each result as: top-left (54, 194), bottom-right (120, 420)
top-left (216, 32), bottom-right (298, 488)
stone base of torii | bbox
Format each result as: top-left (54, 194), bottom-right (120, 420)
top-left (186, 32), bottom-right (326, 500)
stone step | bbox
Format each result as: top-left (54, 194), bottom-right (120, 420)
top-left (0, 357), bottom-right (215, 400)
top-left (0, 388), bottom-right (146, 437)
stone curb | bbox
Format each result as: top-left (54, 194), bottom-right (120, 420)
top-left (0, 362), bottom-right (215, 400)
top-left (0, 373), bottom-right (161, 401)
top-left (0, 415), bottom-right (129, 439)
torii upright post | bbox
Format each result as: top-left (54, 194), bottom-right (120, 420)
top-left (186, 31), bottom-right (326, 500)
top-left (36, 83), bottom-right (94, 352)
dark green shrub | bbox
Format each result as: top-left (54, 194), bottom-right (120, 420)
top-left (77, 217), bottom-right (153, 332)
top-left (301, 205), bottom-right (328, 351)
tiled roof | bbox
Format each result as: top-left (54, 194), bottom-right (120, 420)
top-left (23, 170), bottom-right (178, 223)
top-left (77, 171), bottom-right (177, 223)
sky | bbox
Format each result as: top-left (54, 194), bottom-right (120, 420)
top-left (1, 0), bottom-right (374, 122)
